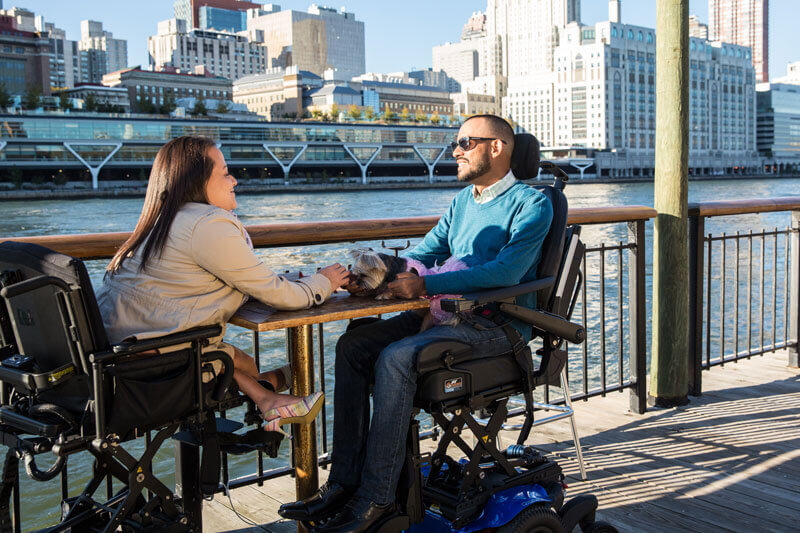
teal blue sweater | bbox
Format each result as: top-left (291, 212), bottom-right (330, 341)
top-left (406, 181), bottom-right (553, 338)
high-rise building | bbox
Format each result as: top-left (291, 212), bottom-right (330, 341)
top-left (41, 23), bottom-right (82, 89)
top-left (79, 20), bottom-right (127, 82)
top-left (0, 6), bottom-right (82, 90)
top-left (148, 17), bottom-right (268, 80)
top-left (245, 4), bottom-right (365, 81)
top-left (486, 0), bottom-right (580, 78)
top-left (0, 12), bottom-right (51, 95)
top-left (709, 0), bottom-right (768, 82)
top-left (689, 15), bottom-right (709, 39)
top-left (504, 12), bottom-right (759, 177)
top-left (174, 0), bottom-right (263, 30)
top-left (756, 83), bottom-right (800, 163)
top-left (433, 12), bottom-right (487, 89)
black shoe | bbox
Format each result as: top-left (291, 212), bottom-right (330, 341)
top-left (315, 497), bottom-right (396, 533)
top-left (278, 481), bottom-right (355, 522)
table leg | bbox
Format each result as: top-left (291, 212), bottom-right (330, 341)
top-left (287, 325), bottom-right (319, 508)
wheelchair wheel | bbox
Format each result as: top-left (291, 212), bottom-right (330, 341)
top-left (497, 504), bottom-right (565, 533)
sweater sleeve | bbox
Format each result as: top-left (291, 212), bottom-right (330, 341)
top-left (190, 212), bottom-right (333, 310)
top-left (404, 197), bottom-right (454, 268)
top-left (423, 192), bottom-right (554, 295)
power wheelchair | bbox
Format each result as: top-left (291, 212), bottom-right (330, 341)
top-left (305, 134), bottom-right (616, 533)
top-left (0, 241), bottom-right (283, 532)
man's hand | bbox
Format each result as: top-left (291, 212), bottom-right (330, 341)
top-left (388, 272), bottom-right (427, 299)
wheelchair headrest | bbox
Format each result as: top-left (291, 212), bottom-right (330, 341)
top-left (510, 133), bottom-right (540, 180)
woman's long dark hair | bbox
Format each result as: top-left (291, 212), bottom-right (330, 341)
top-left (107, 136), bottom-right (217, 274)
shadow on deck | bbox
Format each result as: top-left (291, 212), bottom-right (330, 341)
top-left (203, 350), bottom-right (800, 533)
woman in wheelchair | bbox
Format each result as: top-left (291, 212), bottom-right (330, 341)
top-left (97, 136), bottom-right (349, 435)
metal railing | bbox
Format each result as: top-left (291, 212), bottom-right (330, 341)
top-left (6, 198), bottom-right (799, 528)
top-left (688, 198), bottom-right (800, 395)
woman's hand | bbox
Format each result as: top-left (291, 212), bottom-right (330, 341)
top-left (318, 263), bottom-right (350, 290)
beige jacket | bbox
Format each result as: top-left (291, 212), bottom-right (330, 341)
top-left (97, 202), bottom-right (333, 343)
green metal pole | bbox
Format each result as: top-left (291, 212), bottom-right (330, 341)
top-left (651, 0), bottom-right (690, 406)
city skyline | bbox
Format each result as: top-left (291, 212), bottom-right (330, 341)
top-left (4, 0), bottom-right (797, 81)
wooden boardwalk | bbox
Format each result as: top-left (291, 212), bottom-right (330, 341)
top-left (203, 350), bottom-right (800, 533)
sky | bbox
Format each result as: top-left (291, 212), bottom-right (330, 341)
top-left (5, 0), bottom-right (796, 80)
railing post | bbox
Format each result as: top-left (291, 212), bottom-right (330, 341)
top-left (688, 212), bottom-right (705, 394)
top-left (628, 220), bottom-right (647, 414)
top-left (790, 211), bottom-right (800, 368)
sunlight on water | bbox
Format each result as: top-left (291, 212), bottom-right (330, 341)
top-left (1, 177), bottom-right (799, 529)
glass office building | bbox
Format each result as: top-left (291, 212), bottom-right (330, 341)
top-left (0, 114), bottom-right (457, 183)
top-left (199, 6), bottom-right (245, 33)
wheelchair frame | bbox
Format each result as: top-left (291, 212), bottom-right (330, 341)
top-left (0, 242), bottom-right (278, 532)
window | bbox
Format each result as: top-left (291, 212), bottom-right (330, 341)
top-left (637, 31), bottom-right (643, 41)
top-left (612, 27), bottom-right (618, 38)
top-left (628, 30), bottom-right (634, 39)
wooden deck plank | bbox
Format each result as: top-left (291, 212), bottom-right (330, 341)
top-left (202, 350), bottom-right (799, 532)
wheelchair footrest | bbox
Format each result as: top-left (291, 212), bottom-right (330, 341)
top-left (219, 428), bottom-right (282, 457)
top-left (0, 407), bottom-right (63, 438)
top-left (172, 417), bottom-right (244, 446)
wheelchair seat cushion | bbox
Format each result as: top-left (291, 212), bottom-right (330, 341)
top-left (415, 354), bottom-right (524, 406)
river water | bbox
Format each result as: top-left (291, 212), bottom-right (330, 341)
top-left (1, 177), bottom-right (798, 530)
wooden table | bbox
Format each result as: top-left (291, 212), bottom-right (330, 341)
top-left (229, 292), bottom-right (430, 506)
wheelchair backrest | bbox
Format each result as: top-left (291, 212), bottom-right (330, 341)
top-left (0, 241), bottom-right (108, 376)
top-left (510, 133), bottom-right (570, 310)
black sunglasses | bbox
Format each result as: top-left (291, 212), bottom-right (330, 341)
top-left (449, 136), bottom-right (507, 152)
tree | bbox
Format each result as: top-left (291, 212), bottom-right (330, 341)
top-left (330, 103), bottom-right (340, 121)
top-left (58, 92), bottom-right (73, 111)
top-left (415, 111), bottom-right (427, 123)
top-left (190, 96), bottom-right (208, 116)
top-left (215, 99), bottom-right (231, 114)
top-left (311, 109), bottom-right (324, 121)
top-left (364, 106), bottom-right (375, 121)
top-left (347, 104), bottom-right (362, 120)
top-left (383, 103), bottom-right (396, 122)
top-left (0, 84), bottom-right (12, 109)
top-left (400, 106), bottom-right (410, 122)
top-left (160, 92), bottom-right (177, 114)
top-left (84, 93), bottom-right (98, 112)
top-left (430, 112), bottom-right (441, 125)
top-left (136, 95), bottom-right (156, 114)
top-left (21, 85), bottom-right (41, 110)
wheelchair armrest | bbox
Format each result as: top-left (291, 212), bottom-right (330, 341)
top-left (202, 350), bottom-right (235, 402)
top-left (498, 303), bottom-right (584, 344)
top-left (106, 325), bottom-right (224, 358)
top-left (439, 277), bottom-right (555, 313)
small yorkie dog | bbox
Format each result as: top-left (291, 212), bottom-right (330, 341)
top-left (347, 249), bottom-right (468, 330)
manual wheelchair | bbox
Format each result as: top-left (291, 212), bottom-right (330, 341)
top-left (0, 240), bottom-right (283, 532)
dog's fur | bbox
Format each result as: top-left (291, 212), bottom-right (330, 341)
top-left (347, 249), bottom-right (410, 300)
top-left (347, 249), bottom-right (468, 329)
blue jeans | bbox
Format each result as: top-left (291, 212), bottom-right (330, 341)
top-left (329, 311), bottom-right (513, 505)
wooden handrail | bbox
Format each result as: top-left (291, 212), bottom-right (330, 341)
top-left (688, 197), bottom-right (800, 217)
top-left (2, 205), bottom-right (658, 260)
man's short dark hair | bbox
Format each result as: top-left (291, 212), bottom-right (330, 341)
top-left (463, 114), bottom-right (515, 146)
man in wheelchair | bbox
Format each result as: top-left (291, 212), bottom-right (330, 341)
top-left (281, 114), bottom-right (566, 531)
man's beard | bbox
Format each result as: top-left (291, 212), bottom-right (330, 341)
top-left (457, 153), bottom-right (491, 182)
